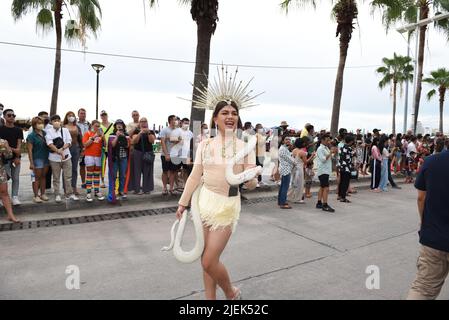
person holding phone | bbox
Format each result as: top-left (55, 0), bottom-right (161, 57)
top-left (108, 120), bottom-right (132, 202)
top-left (46, 115), bottom-right (79, 203)
top-left (82, 120), bottom-right (105, 202)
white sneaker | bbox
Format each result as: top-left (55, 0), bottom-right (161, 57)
top-left (96, 192), bottom-right (105, 201)
top-left (55, 195), bottom-right (62, 203)
top-left (69, 194), bottom-right (79, 201)
top-left (12, 196), bottom-right (21, 206)
top-left (256, 183), bottom-right (261, 188)
top-left (86, 193), bottom-right (93, 202)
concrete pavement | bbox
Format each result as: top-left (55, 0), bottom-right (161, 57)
top-left (1, 184), bottom-right (447, 300)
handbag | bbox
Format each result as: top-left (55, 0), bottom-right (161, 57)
top-left (50, 128), bottom-right (64, 152)
top-left (141, 135), bottom-right (155, 163)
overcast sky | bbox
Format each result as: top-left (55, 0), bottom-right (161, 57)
top-left (0, 0), bottom-right (448, 132)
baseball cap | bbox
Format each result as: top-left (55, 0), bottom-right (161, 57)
top-left (100, 110), bottom-right (108, 116)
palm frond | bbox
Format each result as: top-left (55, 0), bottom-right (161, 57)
top-left (35, 7), bottom-right (53, 34)
top-left (426, 89), bottom-right (437, 100)
top-left (280, 0), bottom-right (317, 14)
top-left (11, 0), bottom-right (52, 20)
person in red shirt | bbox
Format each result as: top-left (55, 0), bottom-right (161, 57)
top-left (82, 120), bottom-right (105, 202)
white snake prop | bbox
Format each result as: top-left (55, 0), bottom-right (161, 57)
top-left (161, 136), bottom-right (262, 263)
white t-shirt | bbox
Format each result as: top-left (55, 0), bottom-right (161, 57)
top-left (407, 142), bottom-right (417, 157)
top-left (160, 126), bottom-right (178, 157)
top-left (46, 127), bottom-right (72, 162)
top-left (170, 128), bottom-right (193, 160)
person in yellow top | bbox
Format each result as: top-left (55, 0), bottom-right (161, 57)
top-left (176, 101), bottom-right (258, 300)
top-left (99, 110), bottom-right (114, 188)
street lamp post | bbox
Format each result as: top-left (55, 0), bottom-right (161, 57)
top-left (91, 64), bottom-right (105, 120)
top-left (396, 12), bottom-right (449, 134)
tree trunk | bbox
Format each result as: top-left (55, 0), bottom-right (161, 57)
top-left (190, 18), bottom-right (214, 129)
top-left (439, 86), bottom-right (445, 133)
top-left (392, 81), bottom-right (397, 135)
top-left (330, 28), bottom-right (351, 136)
top-left (412, 4), bottom-right (429, 134)
top-left (50, 0), bottom-right (63, 116)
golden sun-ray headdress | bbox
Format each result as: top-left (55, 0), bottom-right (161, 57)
top-left (187, 65), bottom-right (264, 110)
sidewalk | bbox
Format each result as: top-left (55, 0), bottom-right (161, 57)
top-left (2, 154), bottom-right (398, 219)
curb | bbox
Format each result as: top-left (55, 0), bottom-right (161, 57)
top-left (2, 175), bottom-right (386, 215)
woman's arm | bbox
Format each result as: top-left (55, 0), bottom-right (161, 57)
top-left (147, 132), bottom-right (156, 144)
top-left (178, 141), bottom-right (205, 207)
top-left (132, 131), bottom-right (142, 145)
top-left (27, 141), bottom-right (34, 168)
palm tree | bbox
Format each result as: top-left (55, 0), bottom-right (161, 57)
top-left (12, 0), bottom-right (102, 116)
top-left (371, 0), bottom-right (449, 133)
top-left (148, 0), bottom-right (218, 125)
top-left (376, 53), bottom-right (414, 134)
top-left (281, 0), bottom-right (358, 136)
top-left (423, 68), bottom-right (449, 133)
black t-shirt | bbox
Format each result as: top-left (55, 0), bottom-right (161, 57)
top-left (0, 126), bottom-right (23, 159)
top-left (134, 130), bottom-right (155, 153)
top-left (415, 150), bottom-right (449, 252)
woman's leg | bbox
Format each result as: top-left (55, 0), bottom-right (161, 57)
top-left (133, 150), bottom-right (143, 193)
top-left (93, 164), bottom-right (101, 195)
top-left (0, 183), bottom-right (18, 222)
top-left (70, 146), bottom-right (80, 194)
top-left (202, 226), bottom-right (217, 300)
top-left (33, 168), bottom-right (43, 197)
top-left (86, 166), bottom-right (94, 194)
top-left (201, 226), bottom-right (236, 300)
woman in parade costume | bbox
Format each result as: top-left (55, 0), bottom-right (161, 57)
top-left (174, 67), bottom-right (263, 300)
top-left (107, 120), bottom-right (131, 203)
top-left (176, 101), bottom-right (258, 300)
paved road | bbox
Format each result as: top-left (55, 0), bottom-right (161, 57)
top-left (1, 184), bottom-right (447, 300)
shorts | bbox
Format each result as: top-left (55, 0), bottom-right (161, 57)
top-left (33, 158), bottom-right (49, 169)
top-left (161, 155), bottom-right (178, 172)
top-left (79, 155), bottom-right (86, 166)
top-left (318, 174), bottom-right (330, 188)
top-left (84, 156), bottom-right (102, 167)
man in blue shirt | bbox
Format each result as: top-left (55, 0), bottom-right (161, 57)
top-left (407, 150), bottom-right (449, 299)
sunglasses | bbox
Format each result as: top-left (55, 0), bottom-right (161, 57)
top-left (5, 114), bottom-right (16, 118)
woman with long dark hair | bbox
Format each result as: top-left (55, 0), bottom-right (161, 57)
top-left (378, 135), bottom-right (390, 192)
top-left (370, 137), bottom-right (382, 192)
top-left (63, 111), bottom-right (82, 195)
top-left (176, 100), bottom-right (257, 300)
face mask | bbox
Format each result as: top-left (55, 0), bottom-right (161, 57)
top-left (182, 124), bottom-right (189, 130)
top-left (36, 124), bottom-right (45, 130)
top-left (258, 129), bottom-right (264, 134)
top-left (203, 129), bottom-right (209, 134)
top-left (68, 116), bottom-right (76, 123)
top-left (52, 121), bottom-right (61, 129)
